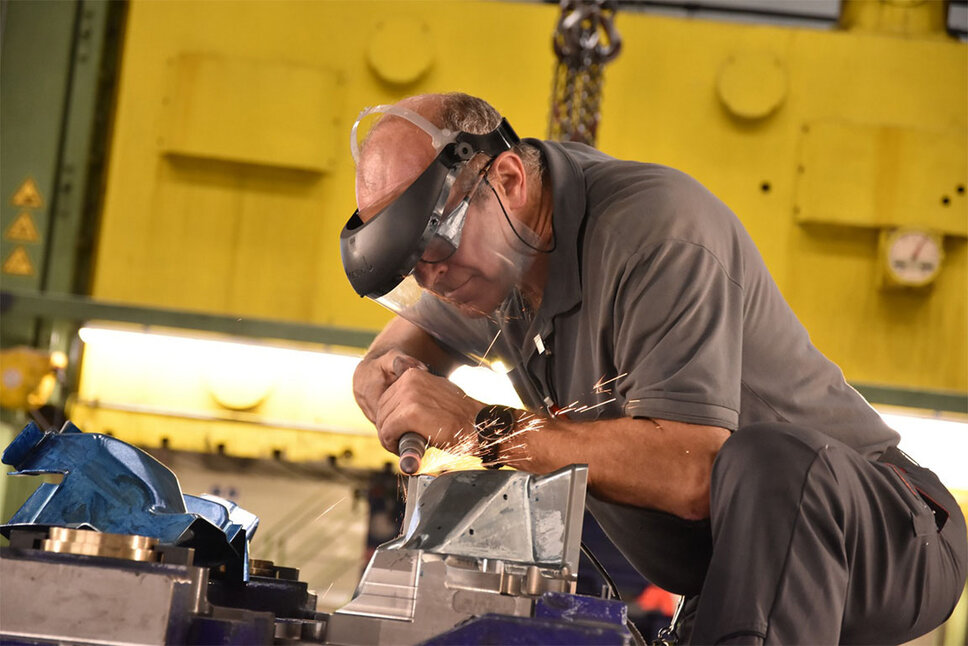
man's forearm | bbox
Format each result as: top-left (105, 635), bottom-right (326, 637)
top-left (505, 414), bottom-right (731, 520)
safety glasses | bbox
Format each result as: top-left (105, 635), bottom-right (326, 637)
top-left (421, 160), bottom-right (494, 264)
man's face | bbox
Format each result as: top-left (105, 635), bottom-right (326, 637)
top-left (410, 183), bottom-right (528, 317)
top-left (356, 121), bottom-right (527, 318)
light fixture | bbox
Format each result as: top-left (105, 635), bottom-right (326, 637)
top-left (76, 325), bottom-right (523, 423)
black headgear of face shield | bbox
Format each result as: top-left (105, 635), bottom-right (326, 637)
top-left (340, 119), bottom-right (520, 299)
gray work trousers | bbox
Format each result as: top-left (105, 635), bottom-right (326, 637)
top-left (685, 423), bottom-right (967, 645)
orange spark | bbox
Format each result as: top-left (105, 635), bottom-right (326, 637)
top-left (593, 372), bottom-right (627, 394)
top-left (314, 497), bottom-right (346, 521)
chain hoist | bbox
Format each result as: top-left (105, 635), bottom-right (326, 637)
top-left (548, 0), bottom-right (622, 146)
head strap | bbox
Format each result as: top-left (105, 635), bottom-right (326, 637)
top-left (350, 104), bottom-right (458, 164)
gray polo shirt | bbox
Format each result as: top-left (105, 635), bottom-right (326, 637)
top-left (402, 140), bottom-right (899, 593)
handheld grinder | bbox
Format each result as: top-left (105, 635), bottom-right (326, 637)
top-left (391, 356), bottom-right (429, 475)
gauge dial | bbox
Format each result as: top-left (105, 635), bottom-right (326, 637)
top-left (882, 229), bottom-right (943, 287)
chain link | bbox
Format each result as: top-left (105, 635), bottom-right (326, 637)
top-left (548, 0), bottom-right (622, 146)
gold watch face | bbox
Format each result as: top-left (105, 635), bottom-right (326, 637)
top-left (885, 229), bottom-right (943, 287)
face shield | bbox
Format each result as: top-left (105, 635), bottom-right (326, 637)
top-left (340, 104), bottom-right (521, 302)
top-left (341, 105), bottom-right (549, 378)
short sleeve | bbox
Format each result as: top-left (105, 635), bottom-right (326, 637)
top-left (614, 240), bottom-right (742, 429)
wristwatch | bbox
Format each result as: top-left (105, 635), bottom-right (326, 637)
top-left (475, 404), bottom-right (516, 469)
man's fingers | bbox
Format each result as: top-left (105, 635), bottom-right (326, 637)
top-left (375, 371), bottom-right (433, 450)
top-left (391, 355), bottom-right (428, 378)
top-left (377, 401), bottom-right (427, 453)
top-left (353, 350), bottom-right (424, 423)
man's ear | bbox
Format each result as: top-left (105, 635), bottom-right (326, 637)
top-left (489, 151), bottom-right (528, 210)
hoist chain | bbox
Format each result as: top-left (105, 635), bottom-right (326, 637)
top-left (548, 0), bottom-right (622, 146)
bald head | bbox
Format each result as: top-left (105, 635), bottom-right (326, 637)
top-left (355, 96), bottom-right (445, 221)
top-left (354, 93), bottom-right (523, 219)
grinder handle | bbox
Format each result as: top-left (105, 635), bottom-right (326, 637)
top-left (398, 432), bottom-right (427, 475)
top-left (390, 356), bottom-right (430, 475)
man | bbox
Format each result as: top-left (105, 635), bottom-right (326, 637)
top-left (339, 93), bottom-right (966, 644)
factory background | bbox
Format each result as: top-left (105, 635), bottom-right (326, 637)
top-left (1, 0), bottom-right (966, 642)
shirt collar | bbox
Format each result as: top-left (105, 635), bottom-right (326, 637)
top-left (527, 139), bottom-right (587, 325)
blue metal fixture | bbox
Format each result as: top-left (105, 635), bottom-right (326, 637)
top-left (1, 420), bottom-right (258, 578)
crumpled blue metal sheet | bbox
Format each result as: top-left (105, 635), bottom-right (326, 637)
top-left (1, 421), bottom-right (259, 580)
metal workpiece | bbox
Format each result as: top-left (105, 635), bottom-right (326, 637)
top-left (397, 465), bottom-right (588, 573)
top-left (0, 539), bottom-right (214, 645)
top-left (207, 575), bottom-right (328, 643)
top-left (326, 466), bottom-right (593, 645)
top-left (250, 558), bottom-right (302, 580)
top-left (1, 420), bottom-right (258, 578)
top-left (207, 558), bottom-right (326, 626)
top-left (0, 425), bottom-right (626, 644)
top-left (0, 422), bottom-right (329, 643)
top-left (41, 526), bottom-right (162, 561)
top-left (0, 528), bottom-right (329, 645)
top-left (275, 617), bottom-right (329, 642)
top-left (327, 551), bottom-right (537, 645)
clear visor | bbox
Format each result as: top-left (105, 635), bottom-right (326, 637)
top-left (376, 273), bottom-right (533, 372)
top-left (421, 160), bottom-right (492, 264)
top-left (377, 178), bottom-right (545, 320)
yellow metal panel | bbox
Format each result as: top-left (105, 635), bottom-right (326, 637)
top-left (795, 120), bottom-right (967, 234)
top-left (366, 18), bottom-right (435, 85)
top-left (597, 14), bottom-right (966, 393)
top-left (92, 0), bottom-right (966, 416)
top-left (715, 51), bottom-right (788, 120)
top-left (788, 224), bottom-right (966, 391)
top-left (93, 0), bottom-right (556, 333)
top-left (161, 53), bottom-right (340, 172)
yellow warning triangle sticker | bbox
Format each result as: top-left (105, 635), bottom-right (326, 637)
top-left (2, 246), bottom-right (34, 276)
top-left (5, 212), bottom-right (40, 242)
top-left (11, 177), bottom-right (44, 208)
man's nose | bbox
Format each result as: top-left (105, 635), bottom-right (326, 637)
top-left (414, 260), bottom-right (447, 289)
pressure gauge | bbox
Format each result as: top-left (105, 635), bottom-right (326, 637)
top-left (880, 228), bottom-right (944, 288)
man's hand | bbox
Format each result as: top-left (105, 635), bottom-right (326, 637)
top-left (353, 317), bottom-right (462, 426)
top-left (373, 368), bottom-right (483, 454)
top-left (352, 349), bottom-right (427, 424)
